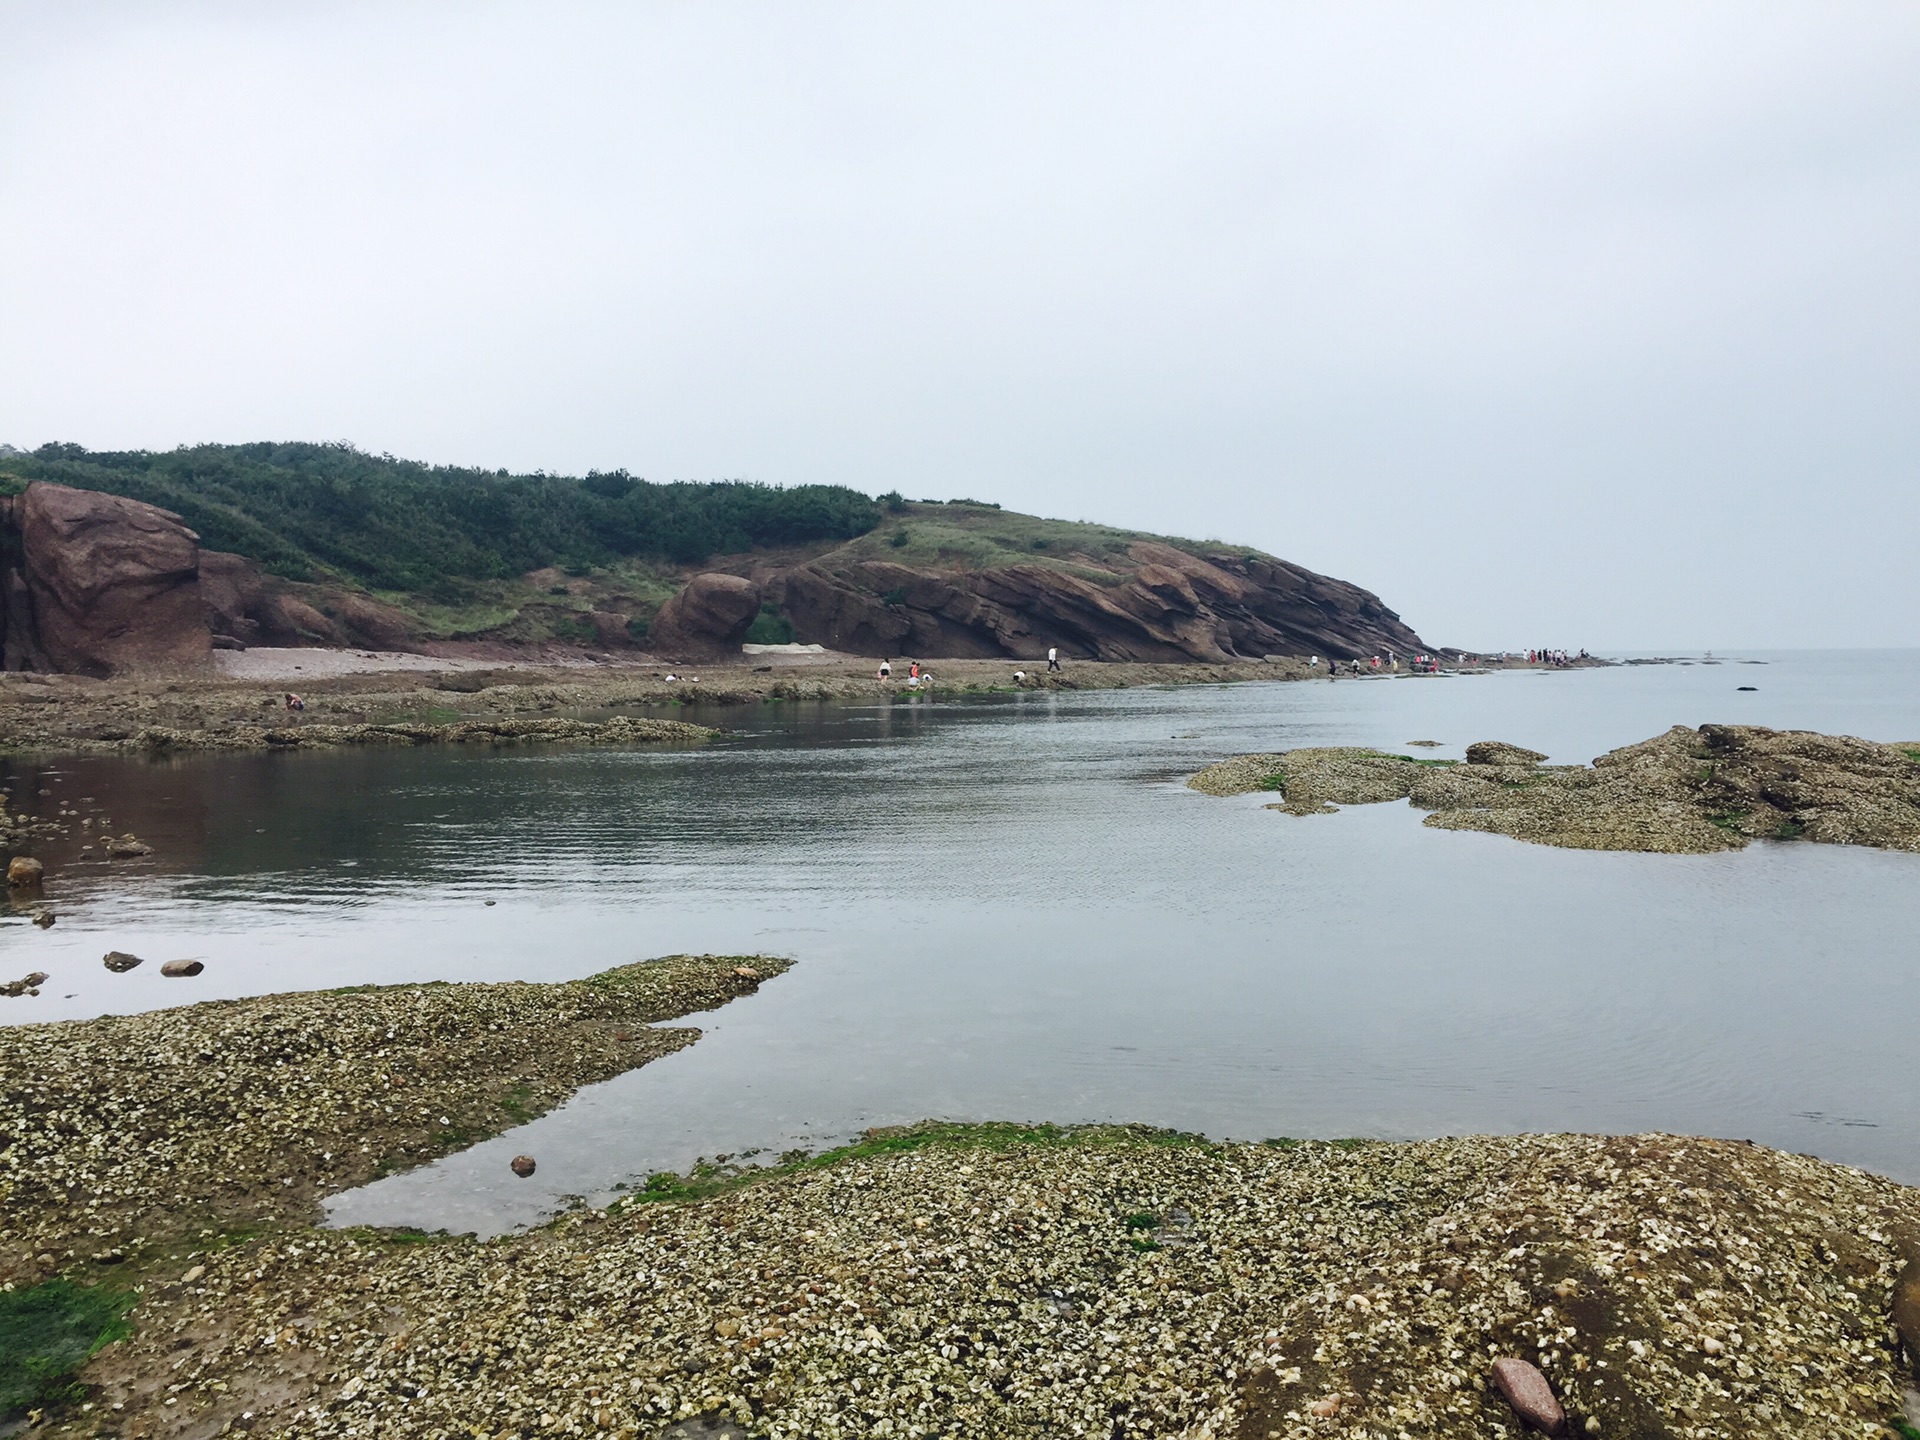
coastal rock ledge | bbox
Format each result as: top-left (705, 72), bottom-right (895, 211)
top-left (1190, 723), bottom-right (1920, 853)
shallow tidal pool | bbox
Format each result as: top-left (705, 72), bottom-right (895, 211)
top-left (3, 648), bottom-right (1917, 1233)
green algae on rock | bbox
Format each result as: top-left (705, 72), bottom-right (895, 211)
top-left (1190, 724), bottom-right (1920, 854)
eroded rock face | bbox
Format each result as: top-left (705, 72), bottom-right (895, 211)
top-left (648, 573), bottom-right (762, 655)
top-left (3, 483), bottom-right (211, 674)
top-left (770, 542), bottom-right (1424, 662)
top-left (198, 550), bottom-right (346, 648)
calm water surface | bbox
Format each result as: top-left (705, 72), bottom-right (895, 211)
top-left (3, 650), bottom-right (1916, 1233)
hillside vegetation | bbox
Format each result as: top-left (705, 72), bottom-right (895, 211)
top-left (0, 442), bottom-right (881, 591)
top-left (0, 443), bottom-right (1399, 659)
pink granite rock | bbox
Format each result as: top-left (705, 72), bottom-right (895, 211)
top-left (1490, 1358), bottom-right (1566, 1435)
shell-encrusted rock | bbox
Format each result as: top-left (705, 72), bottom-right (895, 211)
top-left (1193, 725), bottom-right (1920, 854)
top-left (1465, 741), bottom-right (1547, 766)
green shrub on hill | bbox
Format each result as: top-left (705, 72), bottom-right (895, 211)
top-left (1, 442), bottom-right (879, 590)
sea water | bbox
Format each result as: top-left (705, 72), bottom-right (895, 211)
top-left (2, 649), bottom-right (1915, 1233)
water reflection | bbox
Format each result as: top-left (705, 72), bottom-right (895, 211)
top-left (0, 654), bottom-right (1916, 1233)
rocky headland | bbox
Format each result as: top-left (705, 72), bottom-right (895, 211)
top-left (0, 463), bottom-right (1432, 676)
top-left (1190, 724), bottom-right (1920, 854)
top-left (1, 959), bottom-right (1917, 1439)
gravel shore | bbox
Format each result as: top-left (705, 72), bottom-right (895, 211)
top-left (0, 955), bottom-right (789, 1289)
top-left (2, 961), bottom-right (1917, 1437)
top-left (19, 1124), bottom-right (1920, 1440)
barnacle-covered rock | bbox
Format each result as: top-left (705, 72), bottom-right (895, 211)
top-left (1191, 725), bottom-right (1920, 854)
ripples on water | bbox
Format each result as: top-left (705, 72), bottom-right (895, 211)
top-left (3, 649), bottom-right (1917, 1232)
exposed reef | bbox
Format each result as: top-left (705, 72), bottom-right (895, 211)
top-left (1190, 724), bottom-right (1920, 854)
top-left (0, 955), bottom-right (789, 1286)
top-left (4, 959), bottom-right (1919, 1437)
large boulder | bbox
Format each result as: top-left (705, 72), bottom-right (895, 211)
top-left (2, 483), bottom-right (211, 675)
top-left (647, 574), bottom-right (762, 655)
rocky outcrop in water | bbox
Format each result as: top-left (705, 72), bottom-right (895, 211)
top-left (1190, 725), bottom-right (1920, 854)
top-left (769, 542), bottom-right (1423, 662)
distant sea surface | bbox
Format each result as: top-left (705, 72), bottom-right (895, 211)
top-left (3, 649), bottom-right (1916, 1234)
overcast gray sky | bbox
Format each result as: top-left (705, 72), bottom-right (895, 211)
top-left (3, 3), bottom-right (1915, 650)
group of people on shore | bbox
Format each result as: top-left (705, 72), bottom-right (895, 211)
top-left (877, 647), bottom-right (1064, 687)
top-left (1528, 648), bottom-right (1588, 666)
top-left (876, 658), bottom-right (937, 688)
top-left (1309, 651), bottom-right (1443, 679)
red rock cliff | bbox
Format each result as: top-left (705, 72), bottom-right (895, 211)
top-left (1, 482), bottom-right (212, 675)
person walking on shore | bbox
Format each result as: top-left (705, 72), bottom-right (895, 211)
top-left (1047, 646), bottom-right (1060, 672)
top-left (878, 659), bottom-right (892, 680)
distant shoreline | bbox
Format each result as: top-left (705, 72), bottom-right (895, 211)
top-left (0, 651), bottom-right (1603, 760)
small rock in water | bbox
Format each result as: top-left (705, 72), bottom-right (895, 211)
top-left (1737, 685), bottom-right (1758, 692)
top-left (103, 951), bottom-right (144, 973)
top-left (511, 1154), bottom-right (537, 1177)
top-left (160, 959), bottom-right (205, 978)
top-left (105, 835), bottom-right (154, 858)
top-left (1, 971), bottom-right (49, 997)
top-left (7, 856), bottom-right (44, 887)
top-left (1490, 1357), bottom-right (1566, 1434)
top-left (31, 909), bottom-right (54, 928)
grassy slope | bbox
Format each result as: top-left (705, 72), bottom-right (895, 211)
top-left (372, 503), bottom-right (1278, 646)
top-left (823, 501), bottom-right (1267, 581)
top-left (0, 443), bottom-right (1285, 647)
